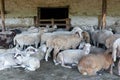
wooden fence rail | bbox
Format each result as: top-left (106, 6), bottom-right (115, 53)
top-left (35, 18), bottom-right (71, 30)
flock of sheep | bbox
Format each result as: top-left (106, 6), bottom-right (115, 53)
top-left (0, 25), bottom-right (120, 76)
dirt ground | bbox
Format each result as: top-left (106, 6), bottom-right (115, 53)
top-left (0, 58), bottom-right (120, 80)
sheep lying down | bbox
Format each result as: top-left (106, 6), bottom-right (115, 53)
top-left (0, 52), bottom-right (19, 70)
top-left (55, 43), bottom-right (91, 68)
top-left (78, 51), bottom-right (113, 75)
top-left (14, 52), bottom-right (40, 71)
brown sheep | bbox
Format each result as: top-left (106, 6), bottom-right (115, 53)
top-left (82, 31), bottom-right (90, 43)
top-left (77, 50), bottom-right (113, 75)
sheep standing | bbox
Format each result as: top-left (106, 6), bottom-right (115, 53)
top-left (40, 27), bottom-right (82, 45)
top-left (78, 50), bottom-right (113, 75)
top-left (91, 30), bottom-right (113, 47)
top-left (55, 43), bottom-right (91, 68)
top-left (112, 38), bottom-right (120, 75)
top-left (45, 31), bottom-right (83, 63)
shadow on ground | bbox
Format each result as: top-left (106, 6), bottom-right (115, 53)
top-left (0, 58), bottom-right (120, 80)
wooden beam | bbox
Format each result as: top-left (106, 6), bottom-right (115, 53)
top-left (0, 0), bottom-right (6, 32)
top-left (102, 0), bottom-right (107, 29)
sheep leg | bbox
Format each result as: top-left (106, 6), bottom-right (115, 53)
top-left (61, 60), bottom-right (72, 68)
top-left (112, 47), bottom-right (117, 62)
top-left (53, 48), bottom-right (59, 63)
top-left (118, 59), bottom-right (120, 76)
top-left (109, 63), bottom-right (114, 74)
top-left (45, 47), bottom-right (53, 61)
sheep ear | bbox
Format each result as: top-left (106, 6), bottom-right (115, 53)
top-left (75, 32), bottom-right (80, 37)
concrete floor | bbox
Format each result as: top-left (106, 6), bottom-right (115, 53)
top-left (0, 58), bottom-right (120, 80)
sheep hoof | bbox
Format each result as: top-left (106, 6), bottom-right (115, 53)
top-left (45, 58), bottom-right (48, 62)
top-left (82, 72), bottom-right (87, 75)
top-left (55, 63), bottom-right (59, 65)
top-left (53, 59), bottom-right (57, 63)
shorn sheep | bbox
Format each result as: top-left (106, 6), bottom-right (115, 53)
top-left (112, 38), bottom-right (120, 75)
top-left (0, 52), bottom-right (19, 70)
top-left (45, 30), bottom-right (83, 63)
top-left (14, 51), bottom-right (40, 71)
top-left (24, 44), bottom-right (47, 60)
top-left (78, 50), bottom-right (113, 75)
top-left (55, 43), bottom-right (91, 68)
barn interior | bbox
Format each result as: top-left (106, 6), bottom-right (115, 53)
top-left (0, 0), bottom-right (120, 80)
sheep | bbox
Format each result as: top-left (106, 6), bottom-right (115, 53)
top-left (81, 31), bottom-right (90, 43)
top-left (55, 43), bottom-right (91, 68)
top-left (14, 51), bottom-right (40, 71)
top-left (14, 32), bottom-right (42, 50)
top-left (91, 30), bottom-right (113, 48)
top-left (78, 50), bottom-right (113, 75)
top-left (24, 44), bottom-right (47, 60)
top-left (45, 31), bottom-right (83, 63)
top-left (40, 27), bottom-right (82, 45)
top-left (105, 34), bottom-right (120, 49)
top-left (0, 47), bottom-right (17, 54)
top-left (0, 52), bottom-right (19, 70)
top-left (90, 46), bottom-right (106, 54)
top-left (112, 38), bottom-right (120, 75)
top-left (78, 42), bottom-right (105, 54)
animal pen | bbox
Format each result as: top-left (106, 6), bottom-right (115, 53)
top-left (0, 0), bottom-right (120, 80)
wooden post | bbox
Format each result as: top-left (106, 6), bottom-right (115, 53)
top-left (66, 18), bottom-right (70, 30)
top-left (51, 18), bottom-right (54, 28)
top-left (0, 0), bottom-right (6, 32)
top-left (101, 0), bottom-right (107, 30)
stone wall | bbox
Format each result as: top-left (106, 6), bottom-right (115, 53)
top-left (0, 0), bottom-right (120, 27)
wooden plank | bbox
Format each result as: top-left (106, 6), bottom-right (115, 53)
top-left (0, 0), bottom-right (6, 32)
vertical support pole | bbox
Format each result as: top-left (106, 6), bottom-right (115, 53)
top-left (66, 18), bottom-right (70, 30)
top-left (0, 0), bottom-right (6, 32)
top-left (101, 0), bottom-right (107, 30)
top-left (51, 18), bottom-right (54, 28)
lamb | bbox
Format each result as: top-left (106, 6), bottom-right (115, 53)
top-left (105, 34), bottom-right (120, 49)
top-left (78, 50), bottom-right (113, 75)
top-left (45, 31), bottom-right (83, 63)
top-left (14, 51), bottom-right (40, 71)
top-left (112, 38), bottom-right (120, 75)
top-left (55, 43), bottom-right (91, 68)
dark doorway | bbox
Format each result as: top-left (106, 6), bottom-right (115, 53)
top-left (38, 7), bottom-right (69, 19)
top-left (37, 7), bottom-right (69, 28)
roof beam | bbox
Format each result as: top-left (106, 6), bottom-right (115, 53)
top-left (0, 0), bottom-right (6, 32)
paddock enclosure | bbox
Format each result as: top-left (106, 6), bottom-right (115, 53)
top-left (0, 0), bottom-right (120, 80)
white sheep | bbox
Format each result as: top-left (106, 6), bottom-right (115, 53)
top-left (112, 38), bottom-right (120, 76)
top-left (0, 52), bottom-right (19, 70)
top-left (0, 47), bottom-right (17, 54)
top-left (24, 44), bottom-right (47, 60)
top-left (14, 51), bottom-right (40, 71)
top-left (14, 32), bottom-right (42, 50)
top-left (55, 43), bottom-right (91, 68)
top-left (78, 50), bottom-right (113, 75)
top-left (91, 30), bottom-right (113, 47)
top-left (45, 31), bottom-right (83, 63)
top-left (78, 42), bottom-right (105, 54)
